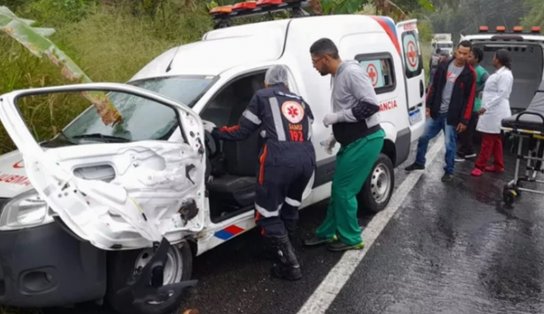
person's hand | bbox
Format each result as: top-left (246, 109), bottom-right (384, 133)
top-left (425, 107), bottom-right (431, 118)
top-left (478, 108), bottom-right (486, 115)
top-left (456, 123), bottom-right (467, 133)
top-left (323, 113), bottom-right (339, 127)
top-left (320, 135), bottom-right (337, 155)
top-left (202, 120), bottom-right (216, 133)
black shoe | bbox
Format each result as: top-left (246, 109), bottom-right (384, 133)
top-left (303, 235), bottom-right (337, 247)
top-left (271, 263), bottom-right (302, 281)
top-left (270, 236), bottom-right (302, 281)
top-left (405, 163), bottom-right (425, 171)
top-left (441, 173), bottom-right (454, 182)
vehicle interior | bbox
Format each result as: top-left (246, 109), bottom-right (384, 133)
top-left (200, 71), bottom-right (266, 222)
top-left (477, 43), bottom-right (543, 112)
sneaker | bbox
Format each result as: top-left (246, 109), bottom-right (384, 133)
top-left (303, 235), bottom-right (337, 247)
top-left (471, 168), bottom-right (483, 176)
top-left (484, 165), bottom-right (505, 173)
top-left (464, 153), bottom-right (477, 159)
top-left (327, 241), bottom-right (364, 252)
top-left (441, 173), bottom-right (454, 182)
top-left (405, 163), bottom-right (425, 171)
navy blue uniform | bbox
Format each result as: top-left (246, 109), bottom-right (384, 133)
top-left (212, 84), bottom-right (316, 238)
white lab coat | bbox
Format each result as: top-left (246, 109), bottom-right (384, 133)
top-left (476, 66), bottom-right (513, 134)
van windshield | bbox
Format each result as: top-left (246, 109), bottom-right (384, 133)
top-left (129, 75), bottom-right (216, 107)
top-left (437, 43), bottom-right (453, 49)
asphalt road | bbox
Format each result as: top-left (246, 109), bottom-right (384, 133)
top-left (25, 137), bottom-right (544, 314)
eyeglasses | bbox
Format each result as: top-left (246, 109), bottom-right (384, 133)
top-left (311, 56), bottom-right (324, 65)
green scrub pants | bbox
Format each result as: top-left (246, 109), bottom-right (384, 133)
top-left (316, 129), bottom-right (385, 246)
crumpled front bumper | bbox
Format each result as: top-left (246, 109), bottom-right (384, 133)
top-left (0, 220), bottom-right (107, 307)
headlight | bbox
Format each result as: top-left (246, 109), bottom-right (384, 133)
top-left (0, 190), bottom-right (54, 230)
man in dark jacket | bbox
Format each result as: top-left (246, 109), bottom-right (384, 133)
top-left (406, 40), bottom-right (476, 182)
top-left (205, 65), bottom-right (316, 281)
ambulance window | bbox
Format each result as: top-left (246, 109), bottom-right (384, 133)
top-left (401, 31), bottom-right (423, 78)
top-left (355, 53), bottom-right (396, 94)
top-left (201, 71), bottom-right (266, 126)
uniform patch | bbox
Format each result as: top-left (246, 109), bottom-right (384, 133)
top-left (281, 100), bottom-right (304, 124)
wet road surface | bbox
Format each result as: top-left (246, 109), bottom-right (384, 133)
top-left (328, 142), bottom-right (544, 314)
top-left (34, 138), bottom-right (544, 313)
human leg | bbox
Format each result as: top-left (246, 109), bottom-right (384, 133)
top-left (412, 117), bottom-right (444, 168)
top-left (330, 130), bottom-right (384, 247)
top-left (444, 123), bottom-right (458, 175)
top-left (254, 165), bottom-right (301, 280)
top-left (490, 133), bottom-right (505, 171)
top-left (474, 133), bottom-right (494, 170)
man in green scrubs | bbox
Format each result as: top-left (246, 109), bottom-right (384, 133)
top-left (305, 38), bottom-right (385, 251)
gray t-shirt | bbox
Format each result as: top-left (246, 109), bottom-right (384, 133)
top-left (331, 61), bottom-right (380, 127)
top-left (440, 62), bottom-right (464, 113)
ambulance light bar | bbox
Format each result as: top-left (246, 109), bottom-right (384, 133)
top-left (210, 0), bottom-right (308, 29)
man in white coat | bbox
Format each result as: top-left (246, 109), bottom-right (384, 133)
top-left (471, 49), bottom-right (514, 176)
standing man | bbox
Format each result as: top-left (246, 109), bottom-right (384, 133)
top-left (405, 40), bottom-right (476, 182)
top-left (304, 38), bottom-right (385, 251)
top-left (456, 47), bottom-right (489, 161)
top-left (205, 65), bottom-right (315, 281)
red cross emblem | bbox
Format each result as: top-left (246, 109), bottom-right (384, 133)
top-left (367, 64), bottom-right (378, 86)
top-left (407, 40), bottom-right (418, 68)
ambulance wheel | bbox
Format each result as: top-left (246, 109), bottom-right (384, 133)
top-left (106, 242), bottom-right (193, 314)
top-left (358, 153), bottom-right (395, 213)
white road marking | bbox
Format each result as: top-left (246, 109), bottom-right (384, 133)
top-left (297, 136), bottom-right (444, 314)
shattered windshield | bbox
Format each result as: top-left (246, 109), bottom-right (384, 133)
top-left (13, 88), bottom-right (180, 147)
top-left (129, 75), bottom-right (216, 107)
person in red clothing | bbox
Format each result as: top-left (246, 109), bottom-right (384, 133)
top-left (471, 49), bottom-right (514, 176)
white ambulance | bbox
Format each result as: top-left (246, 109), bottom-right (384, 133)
top-left (462, 25), bottom-right (544, 113)
top-left (0, 11), bottom-right (425, 314)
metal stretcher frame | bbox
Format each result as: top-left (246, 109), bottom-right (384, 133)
top-left (501, 111), bottom-right (544, 205)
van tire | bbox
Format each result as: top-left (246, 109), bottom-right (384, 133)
top-left (358, 153), bottom-right (394, 213)
top-left (106, 242), bottom-right (193, 314)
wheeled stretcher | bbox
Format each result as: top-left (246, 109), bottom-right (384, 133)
top-left (501, 86), bottom-right (544, 205)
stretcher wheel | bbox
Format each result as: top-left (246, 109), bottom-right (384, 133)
top-left (503, 186), bottom-right (518, 206)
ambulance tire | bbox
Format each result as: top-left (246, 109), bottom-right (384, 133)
top-left (106, 242), bottom-right (193, 314)
top-left (358, 153), bottom-right (394, 213)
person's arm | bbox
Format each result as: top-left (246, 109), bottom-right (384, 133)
top-left (336, 68), bottom-right (379, 122)
top-left (481, 71), bottom-right (513, 111)
top-left (212, 94), bottom-right (262, 141)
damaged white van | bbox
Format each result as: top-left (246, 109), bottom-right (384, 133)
top-left (0, 13), bottom-right (425, 314)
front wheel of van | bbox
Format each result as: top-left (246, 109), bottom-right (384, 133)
top-left (358, 153), bottom-right (395, 213)
top-left (106, 241), bottom-right (193, 314)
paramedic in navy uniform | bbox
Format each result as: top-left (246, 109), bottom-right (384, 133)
top-left (204, 65), bottom-right (316, 281)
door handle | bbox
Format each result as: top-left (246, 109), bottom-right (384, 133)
top-left (419, 80), bottom-right (424, 97)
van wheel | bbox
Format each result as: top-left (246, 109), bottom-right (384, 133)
top-left (358, 153), bottom-right (394, 213)
top-left (107, 242), bottom-right (193, 314)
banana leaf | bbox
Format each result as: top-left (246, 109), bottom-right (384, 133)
top-left (0, 6), bottom-right (122, 126)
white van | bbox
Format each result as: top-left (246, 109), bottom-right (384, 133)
top-left (0, 14), bottom-right (425, 313)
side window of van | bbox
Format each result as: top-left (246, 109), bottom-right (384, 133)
top-left (355, 54), bottom-right (396, 94)
top-left (200, 71), bottom-right (266, 126)
top-left (401, 31), bottom-right (423, 78)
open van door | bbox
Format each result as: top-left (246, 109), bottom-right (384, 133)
top-left (397, 19), bottom-right (426, 140)
top-left (0, 83), bottom-right (206, 250)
